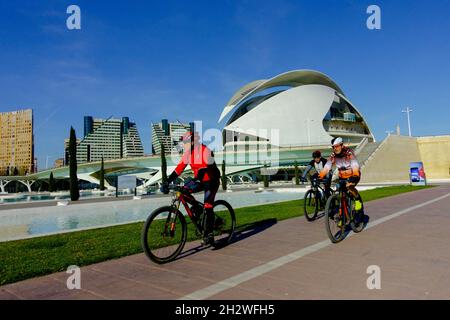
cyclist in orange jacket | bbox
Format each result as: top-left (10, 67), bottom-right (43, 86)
top-left (161, 131), bottom-right (221, 245)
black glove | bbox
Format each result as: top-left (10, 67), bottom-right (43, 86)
top-left (167, 171), bottom-right (179, 184)
top-left (160, 182), bottom-right (169, 194)
top-left (300, 177), bottom-right (307, 183)
top-left (184, 178), bottom-right (202, 193)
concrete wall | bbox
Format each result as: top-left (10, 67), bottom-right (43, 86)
top-left (417, 136), bottom-right (450, 179)
top-left (360, 135), bottom-right (422, 183)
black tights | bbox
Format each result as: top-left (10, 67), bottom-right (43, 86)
top-left (202, 180), bottom-right (219, 235)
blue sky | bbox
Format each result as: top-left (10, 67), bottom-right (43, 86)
top-left (1, 0), bottom-right (449, 169)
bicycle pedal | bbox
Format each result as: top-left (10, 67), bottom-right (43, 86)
top-left (201, 234), bottom-right (214, 246)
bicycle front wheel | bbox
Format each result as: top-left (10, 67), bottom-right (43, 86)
top-left (211, 200), bottom-right (236, 248)
top-left (141, 206), bottom-right (187, 264)
top-left (324, 195), bottom-right (345, 243)
top-left (303, 189), bottom-right (319, 221)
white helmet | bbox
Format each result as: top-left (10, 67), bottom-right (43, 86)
top-left (331, 137), bottom-right (343, 146)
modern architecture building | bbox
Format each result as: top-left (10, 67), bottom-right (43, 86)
top-left (3, 70), bottom-right (449, 192)
top-left (75, 116), bottom-right (144, 163)
top-left (219, 70), bottom-right (375, 150)
top-left (151, 119), bottom-right (191, 154)
top-left (0, 109), bottom-right (34, 175)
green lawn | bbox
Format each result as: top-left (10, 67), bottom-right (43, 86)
top-left (0, 185), bottom-right (431, 285)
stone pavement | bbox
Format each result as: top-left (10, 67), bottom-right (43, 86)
top-left (1, 185), bottom-right (450, 300)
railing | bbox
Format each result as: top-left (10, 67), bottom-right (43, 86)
top-left (361, 135), bottom-right (390, 169)
top-left (354, 137), bottom-right (369, 156)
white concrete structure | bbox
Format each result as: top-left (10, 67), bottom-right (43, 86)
top-left (219, 70), bottom-right (375, 149)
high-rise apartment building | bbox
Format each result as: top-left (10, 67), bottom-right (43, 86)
top-left (0, 109), bottom-right (34, 175)
top-left (151, 119), bottom-right (192, 155)
top-left (74, 116), bottom-right (144, 163)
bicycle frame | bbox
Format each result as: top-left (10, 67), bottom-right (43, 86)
top-left (170, 189), bottom-right (204, 233)
top-left (336, 180), bottom-right (352, 222)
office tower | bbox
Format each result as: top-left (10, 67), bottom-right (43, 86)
top-left (0, 109), bottom-right (34, 175)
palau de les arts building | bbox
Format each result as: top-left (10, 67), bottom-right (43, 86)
top-left (3, 70), bottom-right (379, 189)
top-left (219, 70), bottom-right (375, 151)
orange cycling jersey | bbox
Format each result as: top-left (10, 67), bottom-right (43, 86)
top-left (319, 146), bottom-right (361, 179)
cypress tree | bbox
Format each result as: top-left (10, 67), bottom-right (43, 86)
top-left (263, 173), bottom-right (269, 188)
top-left (294, 161), bottom-right (300, 185)
top-left (69, 126), bottom-right (80, 201)
top-left (221, 160), bottom-right (227, 191)
top-left (99, 157), bottom-right (105, 191)
top-left (49, 172), bottom-right (56, 192)
top-left (262, 166), bottom-right (269, 188)
top-left (161, 142), bottom-right (167, 184)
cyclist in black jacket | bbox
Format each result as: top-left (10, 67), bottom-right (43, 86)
top-left (301, 150), bottom-right (332, 197)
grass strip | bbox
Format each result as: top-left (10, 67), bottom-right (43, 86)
top-left (0, 185), bottom-right (431, 285)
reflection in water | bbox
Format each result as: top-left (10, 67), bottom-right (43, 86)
top-left (0, 191), bottom-right (132, 204)
top-left (0, 189), bottom-right (310, 242)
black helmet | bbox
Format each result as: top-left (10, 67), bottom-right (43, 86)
top-left (312, 150), bottom-right (321, 158)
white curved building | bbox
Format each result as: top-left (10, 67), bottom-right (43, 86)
top-left (219, 70), bottom-right (375, 149)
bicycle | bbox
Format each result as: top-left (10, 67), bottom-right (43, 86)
top-left (324, 178), bottom-right (365, 243)
top-left (303, 176), bottom-right (333, 221)
top-left (141, 184), bottom-right (236, 264)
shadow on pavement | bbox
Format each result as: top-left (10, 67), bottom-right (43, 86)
top-left (213, 218), bottom-right (278, 250)
top-left (176, 218), bottom-right (278, 259)
top-left (342, 214), bottom-right (371, 238)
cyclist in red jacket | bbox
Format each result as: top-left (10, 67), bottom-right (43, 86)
top-left (161, 131), bottom-right (221, 245)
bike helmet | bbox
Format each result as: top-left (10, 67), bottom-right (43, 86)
top-left (180, 131), bottom-right (192, 142)
top-left (331, 137), bottom-right (343, 146)
top-left (312, 150), bottom-right (321, 158)
top-left (180, 131), bottom-right (200, 144)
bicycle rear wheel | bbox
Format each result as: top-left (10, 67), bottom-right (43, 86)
top-left (141, 206), bottom-right (187, 264)
top-left (324, 195), bottom-right (346, 243)
top-left (303, 189), bottom-right (319, 221)
top-left (211, 200), bottom-right (236, 248)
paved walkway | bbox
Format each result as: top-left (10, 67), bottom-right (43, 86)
top-left (1, 185), bottom-right (450, 300)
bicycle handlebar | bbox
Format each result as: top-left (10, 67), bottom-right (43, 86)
top-left (168, 184), bottom-right (193, 195)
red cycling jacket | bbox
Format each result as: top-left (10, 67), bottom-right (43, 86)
top-left (174, 144), bottom-right (219, 182)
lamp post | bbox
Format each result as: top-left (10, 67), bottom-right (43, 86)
top-left (401, 107), bottom-right (413, 137)
top-left (305, 118), bottom-right (315, 146)
top-left (45, 155), bottom-right (52, 169)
